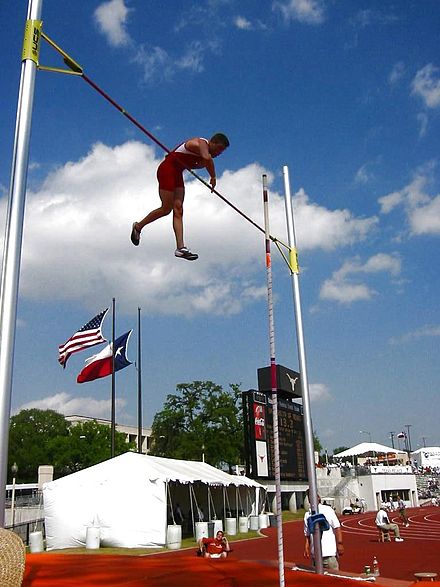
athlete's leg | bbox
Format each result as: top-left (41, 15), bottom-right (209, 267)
top-left (172, 187), bottom-right (185, 249)
top-left (135, 189), bottom-right (174, 231)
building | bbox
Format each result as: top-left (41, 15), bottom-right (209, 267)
top-left (65, 415), bottom-right (152, 454)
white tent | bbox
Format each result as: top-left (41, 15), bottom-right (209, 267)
top-left (333, 442), bottom-right (406, 459)
top-left (43, 452), bottom-right (264, 550)
top-left (411, 447), bottom-right (440, 468)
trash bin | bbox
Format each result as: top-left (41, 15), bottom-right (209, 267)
top-left (268, 513), bottom-right (277, 527)
top-left (249, 515), bottom-right (259, 530)
top-left (166, 525), bottom-right (182, 549)
top-left (207, 521), bottom-right (215, 537)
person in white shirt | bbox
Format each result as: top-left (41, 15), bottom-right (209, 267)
top-left (304, 493), bottom-right (344, 570)
top-left (375, 505), bottom-right (403, 541)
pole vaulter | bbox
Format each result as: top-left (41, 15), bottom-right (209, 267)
top-left (38, 31), bottom-right (288, 248)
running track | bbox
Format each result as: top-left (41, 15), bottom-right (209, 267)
top-left (227, 507), bottom-right (440, 582)
top-left (340, 506), bottom-right (440, 543)
top-left (23, 507), bottom-right (440, 585)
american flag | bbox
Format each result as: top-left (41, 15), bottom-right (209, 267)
top-left (58, 308), bottom-right (109, 368)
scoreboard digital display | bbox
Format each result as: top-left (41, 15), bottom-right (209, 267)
top-left (242, 389), bottom-right (308, 482)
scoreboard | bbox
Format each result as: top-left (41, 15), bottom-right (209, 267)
top-left (242, 387), bottom-right (308, 482)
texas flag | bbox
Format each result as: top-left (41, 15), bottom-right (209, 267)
top-left (77, 330), bottom-right (133, 384)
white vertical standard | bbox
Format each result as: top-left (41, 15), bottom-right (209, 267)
top-left (0, 0), bottom-right (44, 527)
top-left (282, 166), bottom-right (324, 574)
top-left (262, 174), bottom-right (285, 587)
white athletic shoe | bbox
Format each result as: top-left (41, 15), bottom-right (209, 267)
top-left (405, 523), bottom-right (409, 527)
top-left (175, 247), bottom-right (198, 261)
top-left (395, 537), bottom-right (404, 542)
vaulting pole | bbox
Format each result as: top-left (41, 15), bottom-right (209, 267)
top-left (262, 175), bottom-right (285, 587)
top-left (0, 0), bottom-right (43, 527)
top-left (283, 166), bottom-right (323, 573)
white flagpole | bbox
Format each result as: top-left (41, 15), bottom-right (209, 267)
top-left (0, 0), bottom-right (43, 527)
top-left (283, 166), bottom-right (324, 573)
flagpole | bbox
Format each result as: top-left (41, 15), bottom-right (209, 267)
top-left (0, 0), bottom-right (43, 527)
top-left (137, 307), bottom-right (142, 454)
top-left (111, 297), bottom-right (116, 458)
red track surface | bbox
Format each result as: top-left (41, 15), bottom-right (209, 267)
top-left (23, 507), bottom-right (440, 586)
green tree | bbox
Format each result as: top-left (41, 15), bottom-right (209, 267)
top-left (333, 446), bottom-right (349, 456)
top-left (8, 409), bottom-right (69, 482)
top-left (149, 381), bottom-right (244, 471)
top-left (313, 432), bottom-right (323, 454)
top-left (8, 409), bottom-right (135, 481)
top-left (51, 420), bottom-right (134, 477)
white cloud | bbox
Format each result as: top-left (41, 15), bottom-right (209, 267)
top-left (355, 163), bottom-right (374, 184)
top-left (15, 392), bottom-right (127, 420)
top-left (292, 188), bottom-right (377, 250)
top-left (389, 325), bottom-right (440, 345)
top-left (320, 279), bottom-right (373, 304)
top-left (388, 61), bottom-right (405, 85)
top-left (351, 9), bottom-right (398, 28)
top-left (234, 16), bottom-right (252, 30)
top-left (378, 191), bottom-right (403, 214)
top-left (273, 0), bottom-right (325, 24)
top-left (133, 40), bottom-right (220, 82)
top-left (378, 168), bottom-right (440, 236)
top-left (94, 0), bottom-right (132, 47)
top-left (416, 112), bottom-right (429, 138)
top-left (0, 140), bottom-right (377, 317)
top-left (361, 253), bottom-right (401, 276)
top-left (411, 64), bottom-right (440, 109)
top-left (320, 253), bottom-right (401, 304)
top-left (176, 41), bottom-right (206, 73)
top-left (410, 195), bottom-right (440, 234)
top-left (133, 46), bottom-right (172, 81)
top-left (309, 383), bottom-right (332, 402)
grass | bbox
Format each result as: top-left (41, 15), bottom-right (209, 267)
top-left (32, 512), bottom-right (305, 556)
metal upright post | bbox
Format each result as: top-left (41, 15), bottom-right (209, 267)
top-left (262, 175), bottom-right (285, 587)
top-left (282, 166), bottom-right (323, 573)
top-left (0, 0), bottom-right (43, 527)
top-left (137, 307), bottom-right (142, 454)
top-left (111, 298), bottom-right (116, 457)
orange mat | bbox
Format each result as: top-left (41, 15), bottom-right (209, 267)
top-left (23, 553), bottom-right (414, 587)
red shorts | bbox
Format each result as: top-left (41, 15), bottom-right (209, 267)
top-left (157, 159), bottom-right (184, 191)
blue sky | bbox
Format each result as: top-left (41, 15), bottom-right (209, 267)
top-left (1, 0), bottom-right (439, 454)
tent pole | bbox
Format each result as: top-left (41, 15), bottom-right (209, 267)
top-left (189, 485), bottom-right (195, 537)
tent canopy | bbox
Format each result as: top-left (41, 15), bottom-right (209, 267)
top-left (43, 452), bottom-right (264, 550)
top-left (411, 446), bottom-right (440, 455)
top-left (333, 442), bottom-right (406, 459)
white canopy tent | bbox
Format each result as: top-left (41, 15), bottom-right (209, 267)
top-left (43, 452), bottom-right (265, 550)
top-left (333, 442), bottom-right (406, 459)
top-left (411, 447), bottom-right (440, 469)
